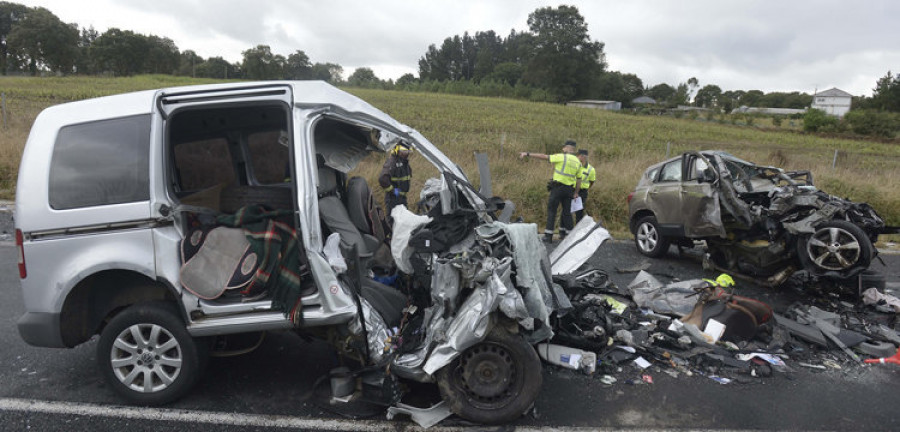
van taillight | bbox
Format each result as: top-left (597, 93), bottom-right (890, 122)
top-left (16, 229), bottom-right (26, 279)
top-left (627, 192), bottom-right (634, 203)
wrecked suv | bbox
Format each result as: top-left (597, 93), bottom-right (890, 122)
top-left (16, 81), bottom-right (603, 424)
top-left (627, 151), bottom-right (895, 284)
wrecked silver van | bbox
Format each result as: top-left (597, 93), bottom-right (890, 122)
top-left (627, 150), bottom-right (895, 285)
top-left (15, 81), bottom-right (604, 424)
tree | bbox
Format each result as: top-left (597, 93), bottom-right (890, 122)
top-left (347, 67), bottom-right (379, 87)
top-left (176, 50), bottom-right (203, 77)
top-left (144, 35), bottom-right (179, 74)
top-left (621, 73), bottom-right (644, 103)
top-left (7, 6), bottom-right (79, 75)
top-left (0, 1), bottom-right (28, 74)
top-left (92, 28), bottom-right (149, 76)
top-left (592, 70), bottom-right (626, 103)
top-left (74, 26), bottom-right (99, 74)
top-left (694, 84), bottom-right (722, 108)
top-left (647, 83), bottom-right (676, 103)
top-left (309, 62), bottom-right (343, 83)
top-left (485, 62), bottom-right (523, 86)
top-left (395, 73), bottom-right (417, 87)
top-left (241, 45), bottom-right (283, 80)
top-left (196, 56), bottom-right (236, 79)
top-left (739, 90), bottom-right (764, 107)
top-left (522, 5), bottom-right (605, 102)
top-left (870, 71), bottom-right (900, 112)
top-left (284, 50), bottom-right (311, 80)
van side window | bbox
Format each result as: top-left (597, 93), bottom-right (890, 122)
top-left (248, 130), bottom-right (290, 184)
top-left (173, 139), bottom-right (236, 192)
top-left (49, 114), bottom-right (151, 210)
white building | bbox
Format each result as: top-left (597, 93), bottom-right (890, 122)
top-left (566, 100), bottom-right (621, 111)
top-left (811, 88), bottom-right (853, 117)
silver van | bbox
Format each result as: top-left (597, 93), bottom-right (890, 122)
top-left (15, 81), bottom-right (604, 424)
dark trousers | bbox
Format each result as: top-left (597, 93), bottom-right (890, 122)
top-left (575, 189), bottom-right (588, 222)
top-left (545, 183), bottom-right (575, 236)
top-left (384, 193), bottom-right (407, 223)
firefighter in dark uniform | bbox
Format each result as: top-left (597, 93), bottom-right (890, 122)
top-left (379, 141), bottom-right (412, 218)
top-left (519, 140), bottom-right (582, 242)
top-left (575, 148), bottom-right (596, 223)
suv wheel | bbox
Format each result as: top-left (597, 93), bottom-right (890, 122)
top-left (634, 215), bottom-right (669, 257)
top-left (436, 327), bottom-right (542, 424)
top-left (797, 220), bottom-right (874, 278)
top-left (97, 302), bottom-right (202, 405)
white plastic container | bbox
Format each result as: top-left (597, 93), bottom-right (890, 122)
top-left (535, 343), bottom-right (597, 374)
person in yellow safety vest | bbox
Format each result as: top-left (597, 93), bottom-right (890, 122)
top-left (519, 140), bottom-right (582, 242)
top-left (379, 141), bottom-right (412, 220)
top-left (575, 148), bottom-right (597, 223)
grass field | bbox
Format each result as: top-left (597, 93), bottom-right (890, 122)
top-left (2, 75), bottom-right (898, 241)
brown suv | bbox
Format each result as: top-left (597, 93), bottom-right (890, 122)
top-left (627, 150), bottom-right (895, 285)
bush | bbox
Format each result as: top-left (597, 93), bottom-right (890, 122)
top-left (844, 109), bottom-right (900, 138)
top-left (803, 108), bottom-right (840, 132)
top-left (772, 116), bottom-right (783, 127)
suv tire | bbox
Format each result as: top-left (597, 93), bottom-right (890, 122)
top-left (797, 219), bottom-right (874, 279)
top-left (97, 302), bottom-right (202, 405)
top-left (436, 326), bottom-right (542, 424)
top-left (634, 215), bottom-right (669, 258)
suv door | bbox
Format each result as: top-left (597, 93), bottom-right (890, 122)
top-left (644, 158), bottom-right (685, 236)
top-left (680, 152), bottom-right (725, 237)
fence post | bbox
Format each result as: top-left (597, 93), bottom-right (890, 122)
top-left (666, 141), bottom-right (671, 158)
top-left (500, 132), bottom-right (506, 158)
top-left (1, 92), bottom-right (6, 129)
top-left (832, 149), bottom-right (838, 169)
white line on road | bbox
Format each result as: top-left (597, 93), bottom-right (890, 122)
top-left (0, 397), bottom-right (616, 431)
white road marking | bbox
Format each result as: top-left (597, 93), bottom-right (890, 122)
top-left (1, 397), bottom-right (746, 431)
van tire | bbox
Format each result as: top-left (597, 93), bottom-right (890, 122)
top-left (436, 326), bottom-right (542, 424)
top-left (97, 302), bottom-right (201, 405)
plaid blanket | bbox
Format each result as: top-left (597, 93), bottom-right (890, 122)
top-left (216, 205), bottom-right (307, 324)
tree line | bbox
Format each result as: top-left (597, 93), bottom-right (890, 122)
top-left (2, 1), bottom-right (899, 127)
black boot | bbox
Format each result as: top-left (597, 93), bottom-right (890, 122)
top-left (543, 233), bottom-right (553, 243)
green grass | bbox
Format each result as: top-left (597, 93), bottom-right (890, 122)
top-left (2, 75), bottom-right (899, 242)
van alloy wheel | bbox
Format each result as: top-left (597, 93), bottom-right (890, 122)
top-left (110, 323), bottom-right (183, 393)
top-left (797, 219), bottom-right (874, 278)
top-left (97, 302), bottom-right (202, 405)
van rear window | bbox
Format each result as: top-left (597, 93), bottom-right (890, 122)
top-left (49, 115), bottom-right (151, 210)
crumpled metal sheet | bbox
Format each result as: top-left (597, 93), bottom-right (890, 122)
top-left (390, 206), bottom-right (432, 274)
top-left (627, 270), bottom-right (705, 316)
top-left (423, 257), bottom-right (531, 374)
top-left (476, 222), bottom-right (558, 342)
top-left (350, 296), bottom-right (390, 364)
top-left (710, 153), bottom-right (758, 229)
top-left (549, 216), bottom-right (611, 275)
top-left (782, 203), bottom-right (839, 234)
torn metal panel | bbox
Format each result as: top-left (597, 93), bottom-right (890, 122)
top-left (627, 271), bottom-right (705, 316)
top-left (549, 216), bottom-right (611, 275)
top-left (476, 222), bottom-right (558, 342)
top-left (349, 297), bottom-right (390, 364)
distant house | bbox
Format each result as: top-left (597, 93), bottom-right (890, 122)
top-left (567, 100), bottom-right (621, 111)
top-left (632, 96), bottom-right (657, 105)
top-left (811, 87), bottom-right (853, 117)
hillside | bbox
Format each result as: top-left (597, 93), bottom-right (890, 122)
top-left (2, 75), bottom-right (898, 237)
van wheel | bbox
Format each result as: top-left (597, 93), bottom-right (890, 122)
top-left (797, 220), bottom-right (874, 279)
top-left (97, 302), bottom-right (201, 405)
top-left (436, 327), bottom-right (542, 425)
top-left (634, 215), bottom-right (669, 257)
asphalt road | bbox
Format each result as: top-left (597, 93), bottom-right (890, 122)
top-left (2, 241), bottom-right (899, 431)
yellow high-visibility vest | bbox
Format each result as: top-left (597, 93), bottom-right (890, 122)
top-left (549, 153), bottom-right (582, 186)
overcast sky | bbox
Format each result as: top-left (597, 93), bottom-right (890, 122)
top-left (15, 0), bottom-right (900, 96)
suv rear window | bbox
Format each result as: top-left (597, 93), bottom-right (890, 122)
top-left (48, 115), bottom-right (151, 210)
